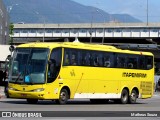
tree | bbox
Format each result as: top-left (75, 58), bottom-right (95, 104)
top-left (9, 23), bottom-right (14, 45)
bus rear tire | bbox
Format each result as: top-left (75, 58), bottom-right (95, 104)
top-left (55, 89), bottom-right (69, 104)
top-left (27, 99), bottom-right (38, 104)
top-left (129, 89), bottom-right (137, 104)
top-left (120, 89), bottom-right (129, 104)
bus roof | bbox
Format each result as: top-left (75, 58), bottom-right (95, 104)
top-left (17, 42), bottom-right (153, 56)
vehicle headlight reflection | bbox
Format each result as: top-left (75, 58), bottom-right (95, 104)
top-left (31, 88), bottom-right (45, 92)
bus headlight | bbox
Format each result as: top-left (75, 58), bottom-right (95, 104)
top-left (31, 88), bottom-right (45, 92)
top-left (9, 87), bottom-right (19, 91)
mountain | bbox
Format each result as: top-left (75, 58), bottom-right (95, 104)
top-left (3, 0), bottom-right (142, 23)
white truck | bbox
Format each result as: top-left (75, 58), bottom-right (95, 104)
top-left (0, 45), bottom-right (11, 83)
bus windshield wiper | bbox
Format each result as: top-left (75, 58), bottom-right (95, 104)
top-left (14, 73), bottom-right (23, 83)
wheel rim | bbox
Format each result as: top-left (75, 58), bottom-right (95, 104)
top-left (121, 89), bottom-right (129, 104)
top-left (122, 93), bottom-right (127, 102)
top-left (60, 91), bottom-right (67, 101)
top-left (130, 91), bottom-right (136, 102)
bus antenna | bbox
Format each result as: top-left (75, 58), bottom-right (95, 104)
top-left (73, 37), bottom-right (80, 43)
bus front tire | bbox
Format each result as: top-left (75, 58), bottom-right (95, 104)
top-left (129, 89), bottom-right (137, 104)
top-left (27, 99), bottom-right (38, 104)
top-left (55, 89), bottom-right (69, 104)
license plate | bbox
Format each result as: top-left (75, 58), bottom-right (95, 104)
top-left (21, 94), bottom-right (27, 97)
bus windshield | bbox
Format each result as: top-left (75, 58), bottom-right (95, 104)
top-left (10, 48), bottom-right (49, 84)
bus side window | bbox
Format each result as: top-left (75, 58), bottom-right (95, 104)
top-left (94, 55), bottom-right (99, 66)
top-left (127, 57), bottom-right (138, 69)
top-left (103, 56), bottom-right (111, 67)
top-left (81, 52), bottom-right (86, 66)
top-left (98, 53), bottom-right (103, 67)
top-left (128, 63), bottom-right (133, 68)
top-left (146, 56), bottom-right (153, 70)
top-left (138, 56), bottom-right (145, 69)
top-left (117, 56), bottom-right (126, 68)
top-left (71, 53), bottom-right (77, 65)
top-left (86, 52), bottom-right (92, 66)
top-left (64, 53), bottom-right (70, 65)
top-left (89, 53), bottom-right (94, 66)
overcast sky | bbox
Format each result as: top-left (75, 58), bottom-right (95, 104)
top-left (72, 0), bottom-right (160, 22)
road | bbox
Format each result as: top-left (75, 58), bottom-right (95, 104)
top-left (0, 92), bottom-right (160, 111)
top-left (0, 92), bottom-right (160, 119)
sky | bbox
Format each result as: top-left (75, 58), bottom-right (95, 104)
top-left (72, 0), bottom-right (160, 22)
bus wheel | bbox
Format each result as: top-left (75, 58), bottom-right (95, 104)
top-left (120, 89), bottom-right (129, 104)
top-left (55, 89), bottom-right (69, 104)
top-left (129, 89), bottom-right (137, 104)
top-left (27, 99), bottom-right (38, 104)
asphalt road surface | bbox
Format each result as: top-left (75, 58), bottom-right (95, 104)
top-left (0, 92), bottom-right (160, 120)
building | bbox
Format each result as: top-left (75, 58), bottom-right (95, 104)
top-left (0, 0), bottom-right (9, 44)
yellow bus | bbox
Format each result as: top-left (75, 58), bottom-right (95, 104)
top-left (8, 42), bottom-right (154, 104)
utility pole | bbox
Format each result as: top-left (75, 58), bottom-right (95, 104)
top-left (147, 0), bottom-right (148, 26)
top-left (43, 19), bottom-right (45, 42)
top-left (35, 11), bottom-right (45, 42)
top-left (90, 12), bottom-right (93, 43)
top-left (96, 10), bottom-right (105, 44)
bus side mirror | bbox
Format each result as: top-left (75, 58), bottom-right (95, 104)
top-left (7, 55), bottom-right (11, 60)
top-left (9, 45), bottom-right (15, 52)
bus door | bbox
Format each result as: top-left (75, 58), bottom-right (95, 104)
top-left (47, 48), bottom-right (62, 83)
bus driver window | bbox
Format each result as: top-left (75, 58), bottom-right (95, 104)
top-left (47, 48), bottom-right (62, 83)
top-left (48, 59), bottom-right (56, 78)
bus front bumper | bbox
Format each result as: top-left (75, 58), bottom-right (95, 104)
top-left (8, 90), bottom-right (48, 99)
